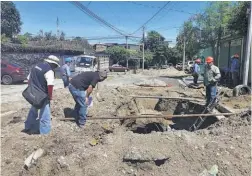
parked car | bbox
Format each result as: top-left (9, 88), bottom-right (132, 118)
top-left (175, 63), bottom-right (182, 70)
top-left (1, 60), bottom-right (29, 85)
top-left (109, 64), bottom-right (128, 72)
top-left (186, 61), bottom-right (194, 71)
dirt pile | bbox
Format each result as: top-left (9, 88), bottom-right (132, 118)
top-left (1, 84), bottom-right (251, 176)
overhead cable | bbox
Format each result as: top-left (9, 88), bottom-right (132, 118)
top-left (131, 1), bottom-right (171, 35)
top-left (129, 1), bottom-right (197, 15)
top-left (70, 1), bottom-right (128, 36)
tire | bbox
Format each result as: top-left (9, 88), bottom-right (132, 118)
top-left (233, 84), bottom-right (251, 97)
top-left (2, 75), bottom-right (13, 85)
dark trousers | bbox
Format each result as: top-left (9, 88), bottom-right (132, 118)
top-left (193, 73), bottom-right (199, 84)
top-left (231, 72), bottom-right (239, 87)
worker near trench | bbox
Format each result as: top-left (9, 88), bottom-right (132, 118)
top-left (230, 54), bottom-right (240, 88)
top-left (192, 58), bottom-right (201, 85)
top-left (202, 56), bottom-right (221, 106)
top-left (68, 69), bottom-right (108, 128)
top-left (23, 55), bottom-right (60, 134)
top-left (60, 57), bottom-right (71, 88)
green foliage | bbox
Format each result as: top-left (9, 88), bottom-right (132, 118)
top-left (17, 35), bottom-right (28, 45)
top-left (44, 31), bottom-right (57, 40)
top-left (60, 32), bottom-right (65, 41)
top-left (145, 31), bottom-right (165, 52)
top-left (1, 34), bottom-right (11, 43)
top-left (176, 20), bottom-right (201, 60)
top-left (106, 46), bottom-right (130, 64)
top-left (23, 32), bottom-right (33, 40)
top-left (228, 1), bottom-right (250, 35)
top-left (1, 1), bottom-right (22, 38)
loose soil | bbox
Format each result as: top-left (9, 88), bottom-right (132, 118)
top-left (1, 72), bottom-right (251, 176)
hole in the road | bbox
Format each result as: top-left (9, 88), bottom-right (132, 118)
top-left (154, 158), bottom-right (169, 166)
top-left (118, 98), bottom-right (218, 132)
top-left (131, 122), bottom-right (166, 134)
top-left (123, 158), bottom-right (168, 167)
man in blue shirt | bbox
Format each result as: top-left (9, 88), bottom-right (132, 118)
top-left (230, 54), bottom-right (240, 87)
top-left (60, 57), bottom-right (71, 88)
top-left (192, 58), bottom-right (201, 85)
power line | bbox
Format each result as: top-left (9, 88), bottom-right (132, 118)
top-left (86, 1), bottom-right (91, 7)
top-left (129, 1), bottom-right (196, 15)
top-left (131, 1), bottom-right (171, 35)
top-left (70, 1), bottom-right (128, 36)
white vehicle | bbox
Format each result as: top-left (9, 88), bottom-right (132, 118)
top-left (186, 61), bottom-right (194, 71)
top-left (76, 55), bottom-right (97, 72)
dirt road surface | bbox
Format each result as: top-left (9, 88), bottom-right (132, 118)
top-left (1, 68), bottom-right (251, 176)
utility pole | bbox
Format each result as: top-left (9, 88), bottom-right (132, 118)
top-left (142, 26), bottom-right (145, 71)
top-left (182, 35), bottom-right (186, 71)
top-left (126, 36), bottom-right (129, 68)
top-left (243, 2), bottom-right (252, 85)
top-left (57, 17), bottom-right (60, 40)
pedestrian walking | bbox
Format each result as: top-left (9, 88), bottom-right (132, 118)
top-left (68, 69), bottom-right (108, 128)
top-left (203, 56), bottom-right (221, 106)
top-left (23, 55), bottom-right (60, 134)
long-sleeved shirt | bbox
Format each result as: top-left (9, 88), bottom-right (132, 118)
top-left (203, 64), bottom-right (221, 86)
top-left (193, 63), bottom-right (200, 74)
top-left (230, 58), bottom-right (239, 73)
top-left (60, 64), bottom-right (71, 77)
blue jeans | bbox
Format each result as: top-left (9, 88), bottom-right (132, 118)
top-left (62, 76), bottom-right (69, 88)
top-left (206, 84), bottom-right (217, 106)
top-left (25, 102), bottom-right (51, 134)
top-left (68, 84), bottom-right (87, 126)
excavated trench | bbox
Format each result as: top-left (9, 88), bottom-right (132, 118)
top-left (117, 98), bottom-right (218, 133)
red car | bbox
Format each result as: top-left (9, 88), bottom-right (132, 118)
top-left (1, 60), bottom-right (29, 85)
top-left (109, 64), bottom-right (128, 72)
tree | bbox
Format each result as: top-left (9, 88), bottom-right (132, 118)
top-left (23, 32), bottom-right (33, 40)
top-left (106, 46), bottom-right (130, 65)
top-left (60, 31), bottom-right (66, 41)
top-left (176, 20), bottom-right (201, 60)
top-left (145, 31), bottom-right (165, 52)
top-left (44, 31), bottom-right (57, 40)
top-left (1, 1), bottom-right (22, 38)
top-left (17, 35), bottom-right (28, 45)
top-left (228, 1), bottom-right (250, 35)
top-left (195, 2), bottom-right (233, 63)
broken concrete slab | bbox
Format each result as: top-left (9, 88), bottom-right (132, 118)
top-left (24, 148), bottom-right (44, 170)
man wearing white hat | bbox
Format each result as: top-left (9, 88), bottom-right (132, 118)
top-left (23, 55), bottom-right (60, 134)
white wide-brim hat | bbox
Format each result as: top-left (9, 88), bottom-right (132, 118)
top-left (44, 55), bottom-right (60, 67)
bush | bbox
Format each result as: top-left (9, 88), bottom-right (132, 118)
top-left (17, 35), bottom-right (28, 45)
top-left (1, 34), bottom-right (10, 43)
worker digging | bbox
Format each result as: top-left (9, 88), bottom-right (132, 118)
top-left (68, 69), bottom-right (109, 128)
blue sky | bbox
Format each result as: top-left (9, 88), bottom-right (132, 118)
top-left (14, 1), bottom-right (208, 46)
